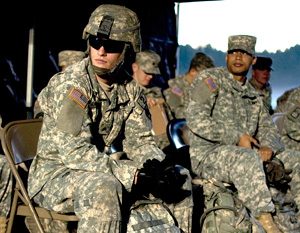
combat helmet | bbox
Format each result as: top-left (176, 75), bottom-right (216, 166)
top-left (83, 4), bottom-right (141, 53)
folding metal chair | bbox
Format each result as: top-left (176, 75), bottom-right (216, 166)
top-left (1, 118), bottom-right (78, 233)
top-left (166, 118), bottom-right (191, 171)
top-left (271, 112), bottom-right (286, 135)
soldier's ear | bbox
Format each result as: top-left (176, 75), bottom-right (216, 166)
top-left (132, 62), bottom-right (138, 72)
top-left (252, 56), bottom-right (257, 66)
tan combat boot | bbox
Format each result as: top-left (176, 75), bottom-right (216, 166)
top-left (0, 217), bottom-right (8, 233)
top-left (257, 212), bottom-right (281, 233)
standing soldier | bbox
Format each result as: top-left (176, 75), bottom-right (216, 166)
top-left (249, 56), bottom-right (274, 114)
top-left (28, 4), bottom-right (192, 233)
top-left (186, 35), bottom-right (300, 232)
top-left (163, 52), bottom-right (215, 119)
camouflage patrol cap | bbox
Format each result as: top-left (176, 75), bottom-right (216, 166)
top-left (252, 56), bottom-right (273, 71)
top-left (228, 35), bottom-right (256, 56)
top-left (58, 50), bottom-right (86, 67)
top-left (190, 52), bottom-right (216, 70)
top-left (82, 4), bottom-right (141, 53)
top-left (135, 50), bottom-right (161, 74)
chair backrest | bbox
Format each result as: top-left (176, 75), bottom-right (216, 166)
top-left (271, 112), bottom-right (285, 135)
top-left (1, 118), bottom-right (44, 233)
top-left (166, 118), bottom-right (189, 149)
top-left (166, 118), bottom-right (191, 171)
top-left (3, 118), bottom-right (42, 164)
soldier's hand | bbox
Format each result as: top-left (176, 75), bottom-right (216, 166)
top-left (264, 158), bottom-right (292, 190)
top-left (258, 147), bottom-right (273, 162)
top-left (237, 134), bottom-right (259, 149)
top-left (134, 159), bottom-right (190, 203)
top-left (146, 97), bottom-right (157, 108)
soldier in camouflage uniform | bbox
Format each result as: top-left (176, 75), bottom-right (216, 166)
top-left (0, 116), bottom-right (13, 233)
top-left (28, 4), bottom-right (192, 233)
top-left (163, 52), bottom-right (215, 119)
top-left (0, 117), bottom-right (13, 233)
top-left (275, 86), bottom-right (300, 151)
top-left (34, 50), bottom-right (86, 118)
top-left (249, 56), bottom-right (274, 114)
top-left (274, 87), bottom-right (297, 113)
top-left (58, 50), bottom-right (86, 71)
top-left (186, 35), bottom-right (300, 233)
top-left (131, 50), bottom-right (173, 151)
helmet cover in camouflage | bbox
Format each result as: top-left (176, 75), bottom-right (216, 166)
top-left (58, 50), bottom-right (86, 67)
top-left (82, 4), bottom-right (141, 53)
top-left (135, 50), bottom-right (161, 74)
top-left (190, 52), bottom-right (216, 71)
top-left (228, 35), bottom-right (256, 56)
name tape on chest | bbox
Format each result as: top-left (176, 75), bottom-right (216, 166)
top-left (204, 77), bottom-right (217, 92)
top-left (68, 88), bottom-right (89, 109)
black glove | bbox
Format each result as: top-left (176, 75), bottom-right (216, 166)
top-left (263, 158), bottom-right (292, 191)
top-left (135, 158), bottom-right (191, 204)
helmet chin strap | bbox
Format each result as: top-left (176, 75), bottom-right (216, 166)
top-left (90, 43), bottom-right (130, 79)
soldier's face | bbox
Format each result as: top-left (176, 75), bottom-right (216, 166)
top-left (89, 39), bottom-right (122, 70)
top-left (226, 50), bottom-right (256, 81)
top-left (251, 68), bottom-right (271, 86)
top-left (132, 63), bottom-right (154, 87)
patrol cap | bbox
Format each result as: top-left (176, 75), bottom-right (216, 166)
top-left (190, 52), bottom-right (216, 70)
top-left (58, 50), bottom-right (86, 67)
top-left (135, 50), bottom-right (161, 74)
top-left (252, 56), bottom-right (273, 71)
top-left (228, 35), bottom-right (256, 56)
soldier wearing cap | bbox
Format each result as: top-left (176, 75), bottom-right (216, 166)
top-left (249, 56), bottom-right (274, 114)
top-left (28, 4), bottom-right (192, 233)
top-left (132, 50), bottom-right (173, 151)
top-left (186, 35), bottom-right (300, 232)
top-left (163, 52), bottom-right (215, 119)
top-left (58, 50), bottom-right (86, 71)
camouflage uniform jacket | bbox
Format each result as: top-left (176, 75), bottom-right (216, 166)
top-left (186, 67), bottom-right (284, 169)
top-left (163, 74), bottom-right (190, 119)
top-left (28, 58), bottom-right (165, 198)
top-left (249, 77), bottom-right (273, 113)
top-left (281, 86), bottom-right (300, 150)
top-left (275, 87), bottom-right (297, 113)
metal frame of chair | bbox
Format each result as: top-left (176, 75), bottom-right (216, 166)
top-left (1, 118), bottom-right (78, 233)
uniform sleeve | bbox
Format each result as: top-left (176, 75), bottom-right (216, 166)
top-left (39, 84), bottom-right (138, 191)
top-left (186, 73), bottom-right (243, 145)
top-left (123, 89), bottom-right (165, 164)
top-left (283, 90), bottom-right (300, 142)
top-left (255, 99), bottom-right (285, 153)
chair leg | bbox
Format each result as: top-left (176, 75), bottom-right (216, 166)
top-left (6, 190), bottom-right (19, 233)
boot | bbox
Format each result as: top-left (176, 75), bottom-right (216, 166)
top-left (0, 217), bottom-right (8, 233)
top-left (257, 212), bottom-right (281, 233)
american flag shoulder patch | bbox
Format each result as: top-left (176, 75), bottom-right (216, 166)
top-left (68, 88), bottom-right (89, 109)
top-left (204, 77), bottom-right (217, 92)
top-left (171, 87), bottom-right (183, 96)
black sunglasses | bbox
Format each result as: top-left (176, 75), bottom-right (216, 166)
top-left (89, 35), bottom-right (125, 53)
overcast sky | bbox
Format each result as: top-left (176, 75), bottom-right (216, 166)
top-left (177, 0), bottom-right (300, 53)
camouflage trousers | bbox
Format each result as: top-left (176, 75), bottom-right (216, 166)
top-left (196, 146), bottom-right (300, 218)
top-left (0, 155), bottom-right (13, 217)
top-left (33, 169), bottom-right (193, 233)
top-left (196, 145), bottom-right (275, 218)
top-left (282, 135), bottom-right (300, 151)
